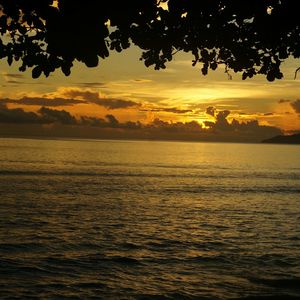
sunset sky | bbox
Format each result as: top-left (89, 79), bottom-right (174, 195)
top-left (1, 44), bottom-right (300, 141)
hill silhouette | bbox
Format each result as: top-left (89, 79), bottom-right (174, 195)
top-left (262, 133), bottom-right (300, 144)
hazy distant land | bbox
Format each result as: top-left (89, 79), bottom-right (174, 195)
top-left (262, 133), bottom-right (300, 144)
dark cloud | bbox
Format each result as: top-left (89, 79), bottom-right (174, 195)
top-left (75, 82), bottom-right (106, 88)
top-left (278, 99), bottom-right (290, 103)
top-left (93, 98), bottom-right (139, 109)
top-left (203, 107), bottom-right (282, 139)
top-left (62, 90), bottom-right (140, 109)
top-left (0, 103), bottom-right (42, 124)
top-left (1, 73), bottom-right (35, 85)
top-left (215, 110), bottom-right (230, 130)
top-left (63, 90), bottom-right (100, 101)
top-left (264, 112), bottom-right (274, 116)
top-left (0, 97), bottom-right (86, 107)
top-left (3, 73), bottom-right (25, 79)
top-left (162, 107), bottom-right (192, 114)
top-left (149, 118), bottom-right (202, 133)
top-left (291, 99), bottom-right (300, 114)
top-left (0, 105), bottom-right (283, 142)
top-left (0, 105), bottom-right (141, 130)
top-left (80, 116), bottom-right (106, 127)
top-left (206, 106), bottom-right (216, 117)
top-left (132, 79), bottom-right (152, 83)
top-left (105, 114), bottom-right (119, 126)
top-left (80, 114), bottom-right (141, 130)
top-left (238, 112), bottom-right (257, 116)
top-left (6, 80), bottom-right (23, 84)
top-left (38, 107), bottom-right (77, 125)
top-left (0, 105), bottom-right (76, 125)
top-left (204, 108), bottom-right (231, 130)
top-left (141, 107), bottom-right (193, 114)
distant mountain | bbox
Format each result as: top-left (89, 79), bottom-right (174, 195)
top-left (262, 133), bottom-right (300, 144)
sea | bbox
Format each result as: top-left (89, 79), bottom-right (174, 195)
top-left (0, 138), bottom-right (299, 300)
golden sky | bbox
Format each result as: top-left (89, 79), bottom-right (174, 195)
top-left (0, 44), bottom-right (300, 138)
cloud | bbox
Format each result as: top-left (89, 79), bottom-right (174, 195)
top-left (0, 97), bottom-right (86, 106)
top-left (0, 103), bottom-right (42, 124)
top-left (0, 89), bottom-right (140, 110)
top-left (61, 89), bottom-right (140, 109)
top-left (61, 90), bottom-right (99, 101)
top-left (203, 106), bottom-right (282, 139)
top-left (95, 98), bottom-right (140, 109)
top-left (131, 79), bottom-right (153, 83)
top-left (79, 115), bottom-right (141, 130)
top-left (291, 99), bottom-right (300, 114)
top-left (0, 105), bottom-right (76, 125)
top-left (105, 114), bottom-right (119, 126)
top-left (38, 107), bottom-right (77, 125)
top-left (263, 112), bottom-right (274, 116)
top-left (1, 73), bottom-right (36, 85)
top-left (80, 116), bottom-right (106, 127)
top-left (141, 106), bottom-right (193, 114)
top-left (278, 98), bottom-right (300, 115)
top-left (75, 82), bottom-right (106, 88)
top-left (159, 107), bottom-right (193, 114)
top-left (0, 105), bottom-right (141, 130)
top-left (206, 106), bottom-right (216, 117)
top-left (2, 73), bottom-right (25, 79)
top-left (149, 118), bottom-right (203, 132)
top-left (0, 105), bottom-right (283, 142)
top-left (278, 99), bottom-right (290, 103)
top-left (6, 80), bottom-right (25, 84)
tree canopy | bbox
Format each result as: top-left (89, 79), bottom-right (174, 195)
top-left (0, 0), bottom-right (300, 81)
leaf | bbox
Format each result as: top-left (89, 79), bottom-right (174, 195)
top-left (7, 55), bottom-right (12, 66)
top-left (61, 64), bottom-right (71, 76)
top-left (19, 65), bottom-right (26, 72)
top-left (200, 49), bottom-right (209, 59)
top-left (210, 61), bottom-right (217, 70)
top-left (201, 66), bottom-right (208, 75)
top-left (84, 55), bottom-right (99, 68)
top-left (43, 66), bottom-right (50, 77)
top-left (32, 66), bottom-right (42, 78)
top-left (266, 71), bottom-right (275, 82)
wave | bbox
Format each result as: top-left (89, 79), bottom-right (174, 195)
top-left (247, 276), bottom-right (300, 289)
top-left (163, 186), bottom-right (300, 195)
top-left (0, 169), bottom-right (299, 181)
top-left (233, 295), bottom-right (300, 300)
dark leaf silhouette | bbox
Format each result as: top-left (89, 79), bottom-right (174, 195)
top-left (0, 0), bottom-right (300, 80)
top-left (32, 66), bottom-right (42, 79)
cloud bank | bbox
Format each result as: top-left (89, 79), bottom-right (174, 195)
top-left (278, 99), bottom-right (300, 115)
top-left (0, 97), bottom-right (86, 107)
top-left (0, 105), bottom-right (282, 142)
top-left (291, 100), bottom-right (300, 114)
top-left (0, 89), bottom-right (140, 110)
top-left (61, 89), bottom-right (140, 109)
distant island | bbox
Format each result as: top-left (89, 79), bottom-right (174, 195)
top-left (262, 133), bottom-right (300, 144)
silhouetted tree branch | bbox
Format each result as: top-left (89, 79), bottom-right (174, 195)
top-left (0, 0), bottom-right (299, 80)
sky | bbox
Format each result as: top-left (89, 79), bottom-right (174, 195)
top-left (0, 43), bottom-right (300, 142)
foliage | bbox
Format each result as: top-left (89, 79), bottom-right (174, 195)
top-left (0, 0), bottom-right (299, 80)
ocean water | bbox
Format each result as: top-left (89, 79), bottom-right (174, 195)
top-left (0, 138), bottom-right (299, 300)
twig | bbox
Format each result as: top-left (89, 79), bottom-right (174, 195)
top-left (225, 65), bottom-right (232, 80)
top-left (171, 49), bottom-right (180, 56)
top-left (294, 67), bottom-right (300, 80)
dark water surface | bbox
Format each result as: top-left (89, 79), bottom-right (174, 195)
top-left (0, 138), bottom-right (299, 299)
